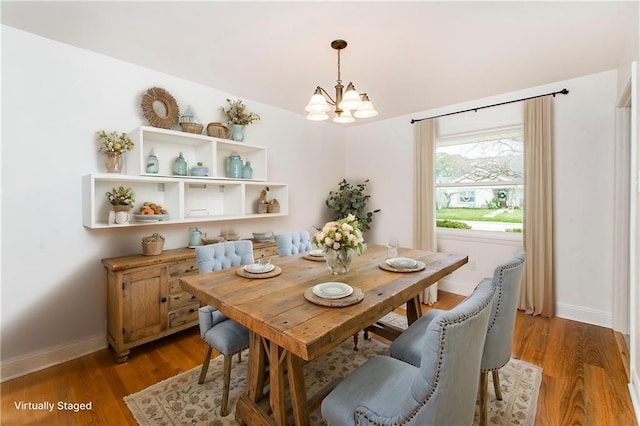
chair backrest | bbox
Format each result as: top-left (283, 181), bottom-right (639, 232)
top-left (274, 231), bottom-right (312, 257)
top-left (481, 251), bottom-right (526, 371)
top-left (387, 280), bottom-right (494, 425)
top-left (195, 240), bottom-right (254, 273)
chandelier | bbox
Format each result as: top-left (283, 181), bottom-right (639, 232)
top-left (305, 39), bottom-right (378, 123)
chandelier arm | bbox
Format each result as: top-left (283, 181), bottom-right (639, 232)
top-left (316, 86), bottom-right (337, 106)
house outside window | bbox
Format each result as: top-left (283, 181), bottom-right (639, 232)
top-left (435, 127), bottom-right (523, 233)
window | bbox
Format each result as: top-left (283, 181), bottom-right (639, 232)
top-left (435, 127), bottom-right (523, 232)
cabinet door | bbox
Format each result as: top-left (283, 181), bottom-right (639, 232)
top-left (122, 266), bottom-right (169, 343)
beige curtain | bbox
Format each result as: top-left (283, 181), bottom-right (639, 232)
top-left (520, 97), bottom-right (554, 317)
top-left (414, 119), bottom-right (438, 304)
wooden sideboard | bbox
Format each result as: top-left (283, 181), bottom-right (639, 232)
top-left (102, 240), bottom-right (277, 362)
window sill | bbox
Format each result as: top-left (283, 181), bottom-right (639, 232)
top-left (436, 228), bottom-right (523, 245)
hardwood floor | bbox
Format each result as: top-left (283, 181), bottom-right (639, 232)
top-left (1, 291), bottom-right (637, 425)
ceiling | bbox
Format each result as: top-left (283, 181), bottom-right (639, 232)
top-left (2, 1), bottom-right (638, 124)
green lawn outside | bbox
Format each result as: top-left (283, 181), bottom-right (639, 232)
top-left (436, 208), bottom-right (523, 223)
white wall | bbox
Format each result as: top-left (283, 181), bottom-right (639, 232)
top-left (346, 70), bottom-right (618, 327)
top-left (0, 26), bottom-right (344, 378)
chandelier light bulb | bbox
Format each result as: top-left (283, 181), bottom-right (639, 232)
top-left (333, 109), bottom-right (355, 124)
top-left (339, 83), bottom-right (363, 111)
top-left (354, 93), bottom-right (378, 118)
top-left (305, 88), bottom-right (331, 113)
top-left (307, 111), bottom-right (330, 121)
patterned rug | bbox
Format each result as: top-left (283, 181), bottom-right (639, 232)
top-left (125, 313), bottom-right (541, 425)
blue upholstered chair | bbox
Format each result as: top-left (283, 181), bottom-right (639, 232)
top-left (274, 231), bottom-right (312, 257)
top-left (390, 252), bottom-right (526, 426)
top-left (195, 240), bottom-right (254, 416)
top-left (321, 280), bottom-right (494, 426)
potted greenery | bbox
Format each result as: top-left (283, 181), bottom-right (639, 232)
top-left (325, 179), bottom-right (380, 233)
top-left (97, 130), bottom-right (134, 173)
top-left (141, 233), bottom-right (165, 256)
top-left (105, 186), bottom-right (135, 212)
top-left (222, 98), bottom-right (260, 142)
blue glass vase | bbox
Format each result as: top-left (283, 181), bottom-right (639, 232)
top-left (229, 124), bottom-right (246, 142)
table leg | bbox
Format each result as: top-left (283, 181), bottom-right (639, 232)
top-left (287, 352), bottom-right (311, 426)
top-left (406, 296), bottom-right (423, 325)
top-left (246, 331), bottom-right (266, 402)
top-left (268, 341), bottom-right (287, 426)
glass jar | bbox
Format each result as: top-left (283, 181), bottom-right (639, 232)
top-left (227, 154), bottom-right (243, 178)
top-left (173, 152), bottom-right (187, 176)
top-left (146, 149), bottom-right (159, 173)
top-left (242, 161), bottom-right (253, 179)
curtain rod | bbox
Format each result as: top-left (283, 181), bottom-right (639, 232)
top-left (410, 88), bottom-right (569, 124)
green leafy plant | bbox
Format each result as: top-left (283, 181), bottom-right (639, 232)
top-left (105, 186), bottom-right (136, 206)
top-left (97, 130), bottom-right (134, 154)
top-left (325, 179), bottom-right (380, 233)
top-left (222, 99), bottom-right (261, 125)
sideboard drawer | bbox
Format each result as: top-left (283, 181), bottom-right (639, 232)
top-left (170, 291), bottom-right (198, 310)
top-left (169, 303), bottom-right (199, 328)
top-left (169, 259), bottom-right (199, 277)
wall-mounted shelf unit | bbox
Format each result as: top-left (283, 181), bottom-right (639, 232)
top-left (83, 174), bottom-right (287, 228)
top-left (83, 126), bottom-right (287, 229)
top-left (127, 126), bottom-right (267, 180)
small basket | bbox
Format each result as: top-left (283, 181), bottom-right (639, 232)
top-left (267, 199), bottom-right (280, 214)
top-left (207, 122), bottom-right (230, 139)
top-left (142, 240), bottom-right (164, 256)
top-left (180, 122), bottom-right (204, 134)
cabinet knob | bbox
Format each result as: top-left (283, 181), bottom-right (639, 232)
top-left (161, 297), bottom-right (167, 303)
top-left (191, 295), bottom-right (196, 300)
top-left (189, 308), bottom-right (195, 313)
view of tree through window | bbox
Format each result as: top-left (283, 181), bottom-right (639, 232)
top-left (435, 128), bottom-right (523, 232)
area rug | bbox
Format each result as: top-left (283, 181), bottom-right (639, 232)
top-left (125, 313), bottom-right (541, 425)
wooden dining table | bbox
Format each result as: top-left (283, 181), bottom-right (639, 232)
top-left (180, 244), bottom-right (467, 426)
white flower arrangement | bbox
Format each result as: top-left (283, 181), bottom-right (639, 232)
top-left (313, 214), bottom-right (366, 255)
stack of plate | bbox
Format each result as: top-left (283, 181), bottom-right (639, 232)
top-left (308, 249), bottom-right (324, 257)
top-left (253, 232), bottom-right (274, 243)
top-left (243, 263), bottom-right (275, 274)
top-left (385, 257), bottom-right (420, 270)
top-left (312, 282), bottom-right (353, 299)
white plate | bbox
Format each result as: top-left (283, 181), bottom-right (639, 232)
top-left (309, 249), bottom-right (324, 257)
top-left (312, 282), bottom-right (353, 299)
top-left (386, 257), bottom-right (418, 269)
top-left (134, 213), bottom-right (169, 222)
top-left (244, 263), bottom-right (275, 274)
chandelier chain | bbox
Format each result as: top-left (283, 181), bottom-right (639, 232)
top-left (336, 49), bottom-right (342, 85)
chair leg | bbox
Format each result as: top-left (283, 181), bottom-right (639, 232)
top-left (198, 345), bottom-right (214, 384)
top-left (479, 371), bottom-right (488, 426)
top-left (237, 351), bottom-right (242, 363)
top-left (220, 355), bottom-right (233, 416)
top-left (492, 369), bottom-right (503, 400)
top-left (353, 332), bottom-right (359, 351)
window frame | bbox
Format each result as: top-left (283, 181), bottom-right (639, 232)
top-left (435, 125), bottom-right (524, 237)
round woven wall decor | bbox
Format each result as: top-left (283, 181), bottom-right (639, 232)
top-left (141, 87), bottom-right (179, 129)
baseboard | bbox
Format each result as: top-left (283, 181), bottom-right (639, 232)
top-left (0, 334), bottom-right (107, 382)
top-left (438, 278), bottom-right (474, 296)
top-left (555, 302), bottom-right (612, 328)
top-left (630, 368), bottom-right (640, 424)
